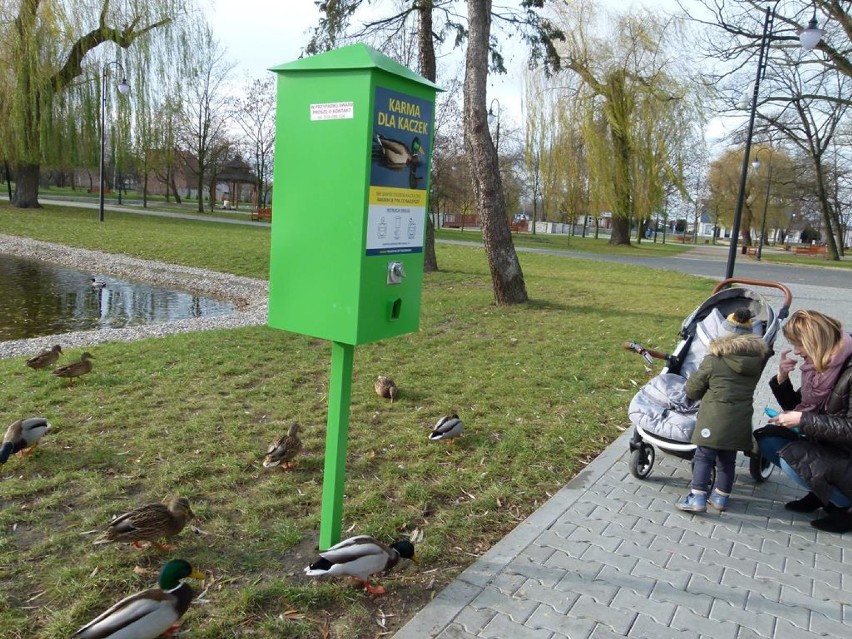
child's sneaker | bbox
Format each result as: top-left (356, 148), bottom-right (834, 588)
top-left (708, 490), bottom-right (729, 512)
top-left (676, 492), bottom-right (707, 513)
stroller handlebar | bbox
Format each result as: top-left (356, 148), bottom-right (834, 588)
top-left (712, 278), bottom-right (793, 319)
top-left (623, 341), bottom-right (670, 366)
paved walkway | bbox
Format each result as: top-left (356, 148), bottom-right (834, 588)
top-left (394, 278), bottom-right (852, 638)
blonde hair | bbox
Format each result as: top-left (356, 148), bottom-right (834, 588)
top-left (782, 310), bottom-right (844, 372)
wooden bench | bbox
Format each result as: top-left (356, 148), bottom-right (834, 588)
top-left (746, 246), bottom-right (758, 256)
top-left (251, 208), bottom-right (272, 222)
top-left (793, 245), bottom-right (826, 256)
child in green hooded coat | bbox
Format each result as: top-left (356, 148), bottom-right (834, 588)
top-left (676, 308), bottom-right (769, 513)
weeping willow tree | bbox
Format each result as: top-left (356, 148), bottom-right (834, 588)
top-left (0, 0), bottom-right (189, 208)
top-left (551, 1), bottom-right (704, 245)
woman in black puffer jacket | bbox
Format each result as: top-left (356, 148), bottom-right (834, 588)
top-left (755, 309), bottom-right (852, 533)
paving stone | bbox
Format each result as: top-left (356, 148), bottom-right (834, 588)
top-left (671, 607), bottom-right (738, 639)
top-left (629, 614), bottom-right (701, 639)
top-left (568, 594), bottom-right (636, 635)
top-left (709, 600), bottom-right (774, 637)
top-left (526, 603), bottom-right (598, 638)
top-left (769, 619), bottom-right (821, 639)
top-left (808, 610), bottom-right (852, 636)
top-left (596, 564), bottom-right (653, 598)
top-left (632, 560), bottom-right (690, 591)
top-left (480, 611), bottom-right (554, 639)
top-left (612, 587), bottom-right (676, 625)
top-left (554, 570), bottom-right (619, 605)
top-left (517, 578), bottom-right (580, 614)
top-left (454, 607), bottom-right (496, 636)
top-left (744, 591), bottom-right (809, 628)
top-left (509, 554), bottom-right (571, 588)
top-left (392, 578), bottom-right (481, 639)
top-left (698, 546), bottom-right (756, 579)
top-left (778, 584), bottom-right (842, 621)
top-left (582, 543), bottom-right (639, 574)
top-left (651, 580), bottom-right (712, 616)
top-left (721, 567), bottom-right (781, 602)
top-left (436, 624), bottom-right (481, 639)
top-left (470, 586), bottom-right (539, 623)
top-left (688, 573), bottom-right (747, 609)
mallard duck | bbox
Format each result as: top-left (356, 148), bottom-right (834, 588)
top-left (73, 559), bottom-right (204, 639)
top-left (91, 277), bottom-right (106, 288)
top-left (375, 376), bottom-right (398, 403)
top-left (263, 422), bottom-right (303, 471)
top-left (376, 134), bottom-right (423, 166)
top-left (52, 352), bottom-right (94, 385)
top-left (26, 344), bottom-right (62, 370)
top-left (1, 418), bottom-right (51, 464)
top-left (429, 414), bottom-right (464, 442)
top-left (304, 535), bottom-right (417, 595)
top-left (93, 497), bottom-right (195, 551)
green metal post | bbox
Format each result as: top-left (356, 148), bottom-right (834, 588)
top-left (319, 341), bottom-right (355, 549)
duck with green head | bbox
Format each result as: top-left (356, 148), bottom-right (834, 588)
top-left (1, 418), bottom-right (51, 464)
top-left (376, 134), bottom-right (423, 166)
top-left (73, 559), bottom-right (204, 639)
top-left (304, 534), bottom-right (417, 595)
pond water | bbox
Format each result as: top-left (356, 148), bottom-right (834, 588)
top-left (0, 254), bottom-right (235, 341)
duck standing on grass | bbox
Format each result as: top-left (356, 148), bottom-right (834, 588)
top-left (304, 535), bottom-right (417, 595)
top-left (1, 418), bottom-right (51, 464)
top-left (73, 559), bottom-right (204, 639)
top-left (91, 277), bottom-right (106, 288)
top-left (93, 497), bottom-right (195, 551)
top-left (52, 351), bottom-right (94, 385)
top-left (429, 414), bottom-right (464, 442)
top-left (375, 376), bottom-right (398, 402)
top-left (26, 344), bottom-right (62, 370)
top-left (263, 422), bottom-right (303, 471)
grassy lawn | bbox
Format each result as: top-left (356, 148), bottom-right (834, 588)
top-left (0, 202), bottom-right (713, 638)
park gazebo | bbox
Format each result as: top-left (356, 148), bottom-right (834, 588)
top-left (213, 156), bottom-right (257, 209)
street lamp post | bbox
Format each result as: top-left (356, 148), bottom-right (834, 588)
top-left (725, 3), bottom-right (825, 279)
top-left (99, 61), bottom-right (130, 223)
top-left (487, 98), bottom-right (500, 154)
top-left (751, 147), bottom-right (773, 261)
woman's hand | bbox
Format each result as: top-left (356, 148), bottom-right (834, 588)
top-left (769, 410), bottom-right (803, 428)
top-left (776, 349), bottom-right (797, 384)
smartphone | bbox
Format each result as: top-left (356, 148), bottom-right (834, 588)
top-left (764, 407), bottom-right (779, 418)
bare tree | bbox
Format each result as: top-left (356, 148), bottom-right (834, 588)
top-left (177, 26), bottom-right (235, 213)
top-left (230, 76), bottom-right (276, 207)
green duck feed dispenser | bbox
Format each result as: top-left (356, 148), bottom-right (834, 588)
top-left (268, 44), bottom-right (438, 549)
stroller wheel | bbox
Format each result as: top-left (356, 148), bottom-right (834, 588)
top-left (749, 454), bottom-right (774, 482)
top-left (629, 444), bottom-right (655, 479)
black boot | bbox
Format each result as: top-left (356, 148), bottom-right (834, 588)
top-left (785, 491), bottom-right (823, 513)
top-left (811, 508), bottom-right (852, 533)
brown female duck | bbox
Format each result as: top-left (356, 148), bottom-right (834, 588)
top-left (263, 422), bottom-right (303, 471)
top-left (94, 497), bottom-right (195, 551)
top-left (52, 352), bottom-right (94, 385)
top-left (26, 344), bottom-right (63, 370)
top-left (375, 376), bottom-right (398, 402)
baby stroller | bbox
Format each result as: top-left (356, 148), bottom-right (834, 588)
top-left (625, 278), bottom-right (793, 485)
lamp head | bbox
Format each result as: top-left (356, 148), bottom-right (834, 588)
top-left (117, 78), bottom-right (130, 95)
top-left (487, 107), bottom-right (496, 125)
top-left (752, 159), bottom-right (761, 171)
top-left (800, 14), bottom-right (825, 51)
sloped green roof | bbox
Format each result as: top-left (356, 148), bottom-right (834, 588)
top-left (270, 43), bottom-right (440, 90)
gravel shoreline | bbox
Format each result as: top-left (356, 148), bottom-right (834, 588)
top-left (0, 234), bottom-right (268, 359)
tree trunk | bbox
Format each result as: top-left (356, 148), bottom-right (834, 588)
top-left (464, 0), bottom-right (527, 306)
top-left (813, 159), bottom-right (840, 260)
top-left (12, 163), bottom-right (42, 208)
top-left (418, 0), bottom-right (439, 273)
